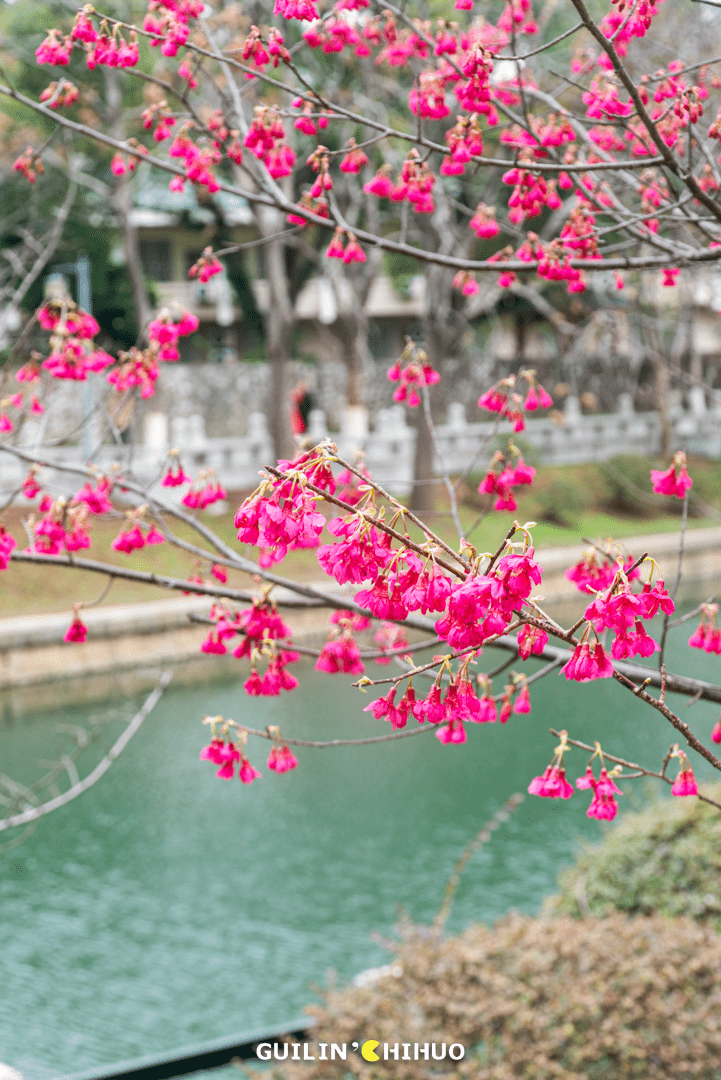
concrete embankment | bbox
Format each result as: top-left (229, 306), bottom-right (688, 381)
top-left (1, 526), bottom-right (719, 696)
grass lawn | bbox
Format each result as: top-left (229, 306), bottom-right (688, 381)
top-left (1, 456), bottom-right (718, 618)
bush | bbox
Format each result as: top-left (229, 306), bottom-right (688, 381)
top-left (545, 788), bottom-right (721, 926)
top-left (597, 455), bottom-right (662, 517)
top-left (265, 913), bottom-right (721, 1080)
top-left (535, 477), bottom-right (592, 528)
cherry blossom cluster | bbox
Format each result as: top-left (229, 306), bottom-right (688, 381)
top-left (244, 106), bottom-right (296, 179)
top-left (435, 541), bottom-right (541, 651)
top-left (39, 80), bottom-right (79, 109)
top-left (13, 147), bottom-right (45, 184)
top-left (181, 471), bottom-right (227, 510)
top-left (363, 151), bottom-right (435, 213)
top-left (201, 717), bottom-right (298, 783)
top-left (36, 11), bottom-right (140, 69)
top-left (0, 527), bottom-right (17, 570)
top-left (32, 301), bottom-right (112, 382)
top-left (502, 168), bottom-right (562, 226)
top-left (689, 604), bottom-right (721, 654)
top-left (386, 343), bottom-right (441, 407)
top-left (477, 371), bottom-right (553, 431)
top-left (107, 305), bottom-right (198, 398)
top-left (234, 451), bottom-right (331, 568)
top-left (141, 100), bottom-right (176, 142)
top-left (469, 202), bottom-right (500, 240)
top-left (338, 139), bottom-right (369, 174)
top-left (315, 612), bottom-right (367, 675)
top-left (200, 720), bottom-right (264, 784)
top-left (16, 296), bottom-right (197, 399)
top-left (161, 454), bottom-right (191, 488)
top-left (16, 472), bottom-right (111, 540)
top-left (110, 141), bottom-right (148, 177)
top-left (440, 114), bottom-right (484, 175)
top-left (566, 546), bottom-right (640, 594)
top-left (239, 25), bottom-right (289, 77)
top-left (167, 129), bottom-right (221, 193)
top-left (575, 763), bottom-right (624, 820)
top-left (501, 115), bottom-right (575, 157)
top-left (148, 308), bottom-right (199, 361)
top-left (364, 666), bottom-right (500, 742)
top-left (599, 0), bottom-right (665, 60)
top-left (303, 17), bottom-right (367, 55)
top-left (199, 597), bottom-right (301, 697)
top-left (187, 247), bottom-right (222, 284)
top-left (650, 451), bottom-right (693, 498)
top-left (530, 733), bottom-right (698, 817)
top-left (0, 390), bottom-right (44, 434)
top-left (561, 564), bottom-right (674, 680)
top-left (324, 228), bottom-right (367, 264)
top-left (477, 445), bottom-right (536, 512)
top-left (27, 496), bottom-right (92, 556)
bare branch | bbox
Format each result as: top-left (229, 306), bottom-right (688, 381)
top-left (0, 672), bottom-right (172, 834)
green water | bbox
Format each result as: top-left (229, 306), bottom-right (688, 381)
top-left (1, 626), bottom-right (719, 1079)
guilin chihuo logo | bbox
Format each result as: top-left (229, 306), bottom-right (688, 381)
top-left (255, 1040), bottom-right (465, 1062)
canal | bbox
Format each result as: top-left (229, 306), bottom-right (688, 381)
top-left (1, 618), bottom-right (719, 1078)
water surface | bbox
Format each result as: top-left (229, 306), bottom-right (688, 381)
top-left (1, 623), bottom-right (718, 1078)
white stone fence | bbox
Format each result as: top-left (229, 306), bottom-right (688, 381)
top-left (2, 394), bottom-right (720, 503)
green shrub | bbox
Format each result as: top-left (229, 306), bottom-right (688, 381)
top-left (545, 787), bottom-right (721, 926)
top-left (535, 477), bottom-right (592, 528)
top-left (262, 913), bottom-right (721, 1080)
top-left (598, 455), bottom-right (662, 517)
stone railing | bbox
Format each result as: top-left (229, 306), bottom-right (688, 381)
top-left (2, 395), bottom-right (720, 503)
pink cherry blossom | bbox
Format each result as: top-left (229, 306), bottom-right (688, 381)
top-left (561, 641), bottom-right (614, 682)
top-left (650, 452), bottom-right (693, 498)
top-left (671, 767), bottom-right (699, 797)
top-left (239, 758), bottom-right (262, 784)
top-left (315, 637), bottom-right (365, 675)
top-left (513, 684), bottom-right (531, 714)
top-left (64, 615), bottom-right (88, 643)
top-left (517, 623), bottom-right (548, 659)
top-left (528, 765), bottom-right (574, 799)
top-left (267, 745), bottom-right (298, 773)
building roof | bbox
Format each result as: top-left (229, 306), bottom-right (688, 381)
top-left (129, 178), bottom-right (253, 228)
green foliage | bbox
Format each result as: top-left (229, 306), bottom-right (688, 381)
top-left (261, 912), bottom-right (721, 1080)
top-left (383, 249), bottom-right (423, 300)
top-left (598, 454), bottom-right (663, 517)
top-left (535, 476), bottom-right (593, 528)
top-left (20, 199), bottom-right (143, 347)
top-left (546, 787), bottom-right (721, 927)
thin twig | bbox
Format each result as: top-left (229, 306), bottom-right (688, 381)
top-left (434, 793), bottom-right (525, 929)
top-left (0, 672), bottom-right (172, 833)
top-left (549, 728), bottom-right (721, 812)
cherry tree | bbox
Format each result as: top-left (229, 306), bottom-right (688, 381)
top-left (2, 0), bottom-right (721, 833)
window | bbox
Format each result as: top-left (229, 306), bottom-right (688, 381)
top-left (185, 250), bottom-right (204, 276)
top-left (139, 239), bottom-right (172, 281)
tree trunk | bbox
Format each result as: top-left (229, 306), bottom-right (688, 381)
top-left (263, 227), bottom-right (295, 461)
top-left (409, 261), bottom-right (460, 514)
top-left (103, 70), bottom-right (152, 336)
top-left (333, 306), bottom-right (370, 408)
top-left (409, 404), bottom-right (436, 514)
top-left (346, 320), bottom-right (368, 408)
top-left (654, 353), bottom-right (671, 455)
